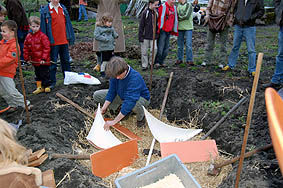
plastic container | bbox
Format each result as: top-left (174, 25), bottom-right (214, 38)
top-left (115, 154), bottom-right (201, 188)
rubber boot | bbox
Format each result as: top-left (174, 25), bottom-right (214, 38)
top-left (45, 86), bottom-right (51, 93)
top-left (33, 81), bottom-right (44, 94)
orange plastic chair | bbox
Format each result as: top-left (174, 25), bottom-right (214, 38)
top-left (265, 88), bottom-right (283, 175)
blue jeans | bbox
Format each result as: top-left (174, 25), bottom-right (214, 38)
top-left (17, 29), bottom-right (28, 61)
top-left (271, 27), bottom-right (283, 84)
top-left (155, 30), bottom-right (170, 65)
top-left (177, 30), bottom-right (193, 62)
top-left (78, 4), bottom-right (88, 21)
top-left (50, 44), bottom-right (71, 87)
top-left (228, 25), bottom-right (257, 73)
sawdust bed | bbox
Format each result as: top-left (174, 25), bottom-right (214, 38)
top-left (73, 109), bottom-right (232, 188)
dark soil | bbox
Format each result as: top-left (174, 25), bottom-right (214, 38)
top-left (1, 23), bottom-right (283, 187)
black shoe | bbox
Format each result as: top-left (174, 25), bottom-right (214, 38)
top-left (142, 67), bottom-right (148, 71)
top-left (136, 117), bottom-right (146, 128)
top-left (262, 82), bottom-right (282, 90)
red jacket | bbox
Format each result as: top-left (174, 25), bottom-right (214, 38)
top-left (23, 30), bottom-right (51, 66)
top-left (157, 2), bottom-right (178, 36)
top-left (0, 38), bottom-right (19, 79)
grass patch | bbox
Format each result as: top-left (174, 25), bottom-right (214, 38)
top-left (23, 70), bottom-right (34, 78)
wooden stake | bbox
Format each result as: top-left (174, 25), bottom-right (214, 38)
top-left (149, 10), bottom-right (157, 91)
top-left (15, 30), bottom-right (30, 123)
top-left (146, 72), bottom-right (174, 166)
top-left (235, 53), bottom-right (263, 188)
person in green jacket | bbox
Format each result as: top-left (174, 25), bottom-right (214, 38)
top-left (0, 5), bottom-right (7, 41)
top-left (175, 0), bottom-right (194, 66)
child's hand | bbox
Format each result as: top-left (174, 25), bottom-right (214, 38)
top-left (40, 61), bottom-right (45, 64)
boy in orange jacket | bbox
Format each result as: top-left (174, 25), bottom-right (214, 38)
top-left (0, 20), bottom-right (30, 113)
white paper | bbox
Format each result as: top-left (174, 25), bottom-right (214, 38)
top-left (86, 104), bottom-right (122, 149)
top-left (143, 107), bottom-right (202, 143)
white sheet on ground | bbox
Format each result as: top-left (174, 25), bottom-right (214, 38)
top-left (86, 104), bottom-right (122, 149)
top-left (143, 107), bottom-right (202, 143)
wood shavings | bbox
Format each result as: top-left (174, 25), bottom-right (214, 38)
top-left (138, 174), bottom-right (185, 188)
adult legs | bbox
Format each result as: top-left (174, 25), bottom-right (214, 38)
top-left (228, 25), bottom-right (244, 69)
top-left (244, 26), bottom-right (257, 73)
top-left (93, 89), bottom-right (122, 111)
top-left (50, 45), bottom-right (60, 87)
top-left (177, 30), bottom-right (185, 61)
top-left (78, 5), bottom-right (83, 21)
top-left (132, 97), bottom-right (150, 121)
top-left (149, 39), bottom-right (157, 66)
top-left (185, 30), bottom-right (193, 62)
top-left (219, 27), bottom-right (229, 65)
top-left (155, 30), bottom-right (170, 65)
top-left (203, 29), bottom-right (216, 64)
top-left (141, 39), bottom-right (150, 68)
top-left (271, 27), bottom-right (283, 84)
top-left (160, 32), bottom-right (170, 65)
top-left (17, 29), bottom-right (28, 61)
top-left (59, 44), bottom-right (71, 77)
top-left (81, 5), bottom-right (88, 21)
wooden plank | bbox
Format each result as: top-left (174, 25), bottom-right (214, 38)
top-left (42, 170), bottom-right (56, 188)
top-left (90, 139), bottom-right (139, 178)
top-left (160, 140), bottom-right (218, 163)
top-left (28, 154), bottom-right (48, 167)
top-left (28, 148), bottom-right (45, 162)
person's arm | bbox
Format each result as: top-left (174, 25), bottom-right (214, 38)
top-left (252, 0), bottom-right (265, 20)
top-left (104, 112), bottom-right (125, 130)
top-left (113, 28), bottom-right (119, 39)
top-left (178, 3), bottom-right (193, 21)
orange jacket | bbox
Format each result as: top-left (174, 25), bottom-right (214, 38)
top-left (0, 38), bottom-right (19, 79)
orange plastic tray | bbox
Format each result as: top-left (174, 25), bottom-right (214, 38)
top-left (265, 88), bottom-right (283, 174)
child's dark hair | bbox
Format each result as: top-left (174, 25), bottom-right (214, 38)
top-left (97, 12), bottom-right (113, 26)
top-left (149, 0), bottom-right (159, 4)
top-left (0, 5), bottom-right (7, 16)
top-left (1, 20), bottom-right (17, 32)
top-left (106, 57), bottom-right (129, 78)
top-left (28, 16), bottom-right (40, 25)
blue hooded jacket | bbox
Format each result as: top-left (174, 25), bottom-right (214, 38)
top-left (106, 67), bottom-right (150, 116)
top-left (40, 3), bottom-right (75, 45)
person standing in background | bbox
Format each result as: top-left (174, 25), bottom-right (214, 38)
top-left (40, 0), bottom-right (75, 88)
top-left (3, 0), bottom-right (29, 64)
top-left (78, 0), bottom-right (88, 22)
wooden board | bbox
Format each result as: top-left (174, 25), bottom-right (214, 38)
top-left (28, 148), bottom-right (45, 162)
top-left (90, 139), bottom-right (139, 178)
top-left (160, 140), bottom-right (218, 163)
top-left (28, 154), bottom-right (48, 167)
top-left (42, 170), bottom-right (56, 188)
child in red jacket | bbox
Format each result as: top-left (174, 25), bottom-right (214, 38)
top-left (24, 16), bottom-right (51, 94)
top-left (0, 20), bottom-right (30, 113)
